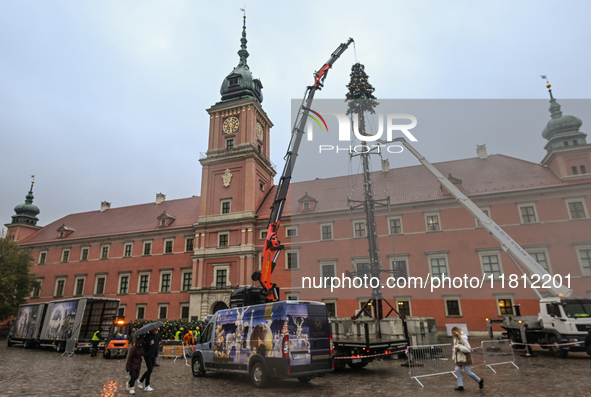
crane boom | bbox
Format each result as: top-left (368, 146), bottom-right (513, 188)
top-left (392, 137), bottom-right (572, 298)
top-left (251, 38), bottom-right (355, 301)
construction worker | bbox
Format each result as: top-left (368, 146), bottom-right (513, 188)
top-left (183, 330), bottom-right (194, 346)
top-left (91, 329), bottom-right (101, 357)
top-left (175, 327), bottom-right (183, 341)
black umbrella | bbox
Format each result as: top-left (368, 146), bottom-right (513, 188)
top-left (133, 321), bottom-right (164, 338)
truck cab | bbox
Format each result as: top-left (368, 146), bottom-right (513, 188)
top-left (539, 297), bottom-right (591, 350)
top-left (191, 301), bottom-right (333, 387)
top-left (502, 297), bottom-right (591, 357)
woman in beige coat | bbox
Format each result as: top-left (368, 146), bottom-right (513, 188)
top-left (452, 327), bottom-right (484, 391)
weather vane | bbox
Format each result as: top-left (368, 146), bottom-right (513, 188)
top-left (241, 6), bottom-right (246, 16)
top-left (540, 75), bottom-right (551, 88)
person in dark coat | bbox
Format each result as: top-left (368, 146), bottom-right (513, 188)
top-left (138, 328), bottom-right (160, 391)
top-left (125, 336), bottom-right (145, 395)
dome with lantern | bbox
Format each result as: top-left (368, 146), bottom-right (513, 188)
top-left (219, 15), bottom-right (263, 104)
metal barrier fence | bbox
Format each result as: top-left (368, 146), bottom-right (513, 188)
top-left (61, 338), bottom-right (77, 358)
top-left (481, 339), bottom-right (519, 373)
top-left (184, 343), bottom-right (195, 358)
top-left (408, 343), bottom-right (457, 387)
top-left (159, 340), bottom-right (183, 361)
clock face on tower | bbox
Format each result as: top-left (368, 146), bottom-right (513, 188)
top-left (256, 122), bottom-right (264, 141)
top-left (222, 116), bottom-right (239, 134)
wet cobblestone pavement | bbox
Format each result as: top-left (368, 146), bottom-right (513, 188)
top-left (1, 339), bottom-right (589, 397)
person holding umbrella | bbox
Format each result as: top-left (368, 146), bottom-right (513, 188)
top-left (133, 321), bottom-right (163, 392)
top-left (125, 336), bottom-right (145, 395)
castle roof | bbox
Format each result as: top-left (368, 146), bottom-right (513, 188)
top-left (20, 196), bottom-right (200, 245)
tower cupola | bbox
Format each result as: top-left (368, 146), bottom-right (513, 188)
top-left (219, 14), bottom-right (263, 104)
top-left (541, 82), bottom-right (586, 152)
top-left (12, 178), bottom-right (40, 226)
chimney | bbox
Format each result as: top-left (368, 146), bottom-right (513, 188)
top-left (381, 158), bottom-right (390, 173)
top-left (156, 193), bottom-right (166, 205)
top-left (100, 201), bottom-right (111, 212)
top-left (477, 144), bottom-right (488, 159)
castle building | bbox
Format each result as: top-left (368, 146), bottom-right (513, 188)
top-left (6, 20), bottom-right (591, 331)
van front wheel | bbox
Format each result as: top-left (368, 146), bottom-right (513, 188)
top-left (192, 356), bottom-right (206, 377)
top-left (250, 362), bottom-right (268, 388)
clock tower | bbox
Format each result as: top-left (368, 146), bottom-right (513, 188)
top-left (191, 15), bottom-right (275, 317)
top-left (199, 14), bottom-right (275, 218)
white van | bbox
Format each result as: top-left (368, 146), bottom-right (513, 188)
top-left (191, 301), bottom-right (333, 387)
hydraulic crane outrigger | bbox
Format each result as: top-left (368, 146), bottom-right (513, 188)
top-left (230, 38), bottom-right (355, 308)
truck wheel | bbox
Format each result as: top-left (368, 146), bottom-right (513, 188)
top-left (7, 338), bottom-right (13, 347)
top-left (549, 336), bottom-right (567, 358)
top-left (192, 356), bottom-right (206, 377)
top-left (347, 362), bottom-right (368, 369)
top-left (104, 350), bottom-right (111, 359)
top-left (56, 343), bottom-right (65, 353)
top-left (250, 362), bottom-right (268, 388)
top-left (297, 376), bottom-right (312, 384)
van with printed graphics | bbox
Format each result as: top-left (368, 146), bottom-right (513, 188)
top-left (191, 301), bottom-right (333, 387)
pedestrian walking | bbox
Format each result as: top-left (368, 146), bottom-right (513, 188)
top-left (90, 329), bottom-right (101, 357)
top-left (451, 327), bottom-right (483, 391)
top-left (125, 336), bottom-right (145, 395)
top-left (138, 328), bottom-right (160, 392)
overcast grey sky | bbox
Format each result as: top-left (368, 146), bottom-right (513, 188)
top-left (1, 1), bottom-right (590, 228)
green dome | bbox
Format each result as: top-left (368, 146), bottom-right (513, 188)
top-left (541, 87), bottom-right (587, 152)
top-left (11, 182), bottom-right (40, 225)
top-left (14, 201), bottom-right (40, 216)
top-left (541, 99), bottom-right (583, 139)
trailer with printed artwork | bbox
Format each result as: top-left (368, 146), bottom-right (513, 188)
top-left (7, 297), bottom-right (120, 353)
top-left (191, 301), bottom-right (332, 387)
top-left (6, 302), bottom-right (48, 349)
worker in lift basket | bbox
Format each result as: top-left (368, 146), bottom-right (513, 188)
top-left (91, 330), bottom-right (101, 357)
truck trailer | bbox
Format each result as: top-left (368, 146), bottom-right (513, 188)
top-left (7, 297), bottom-right (120, 353)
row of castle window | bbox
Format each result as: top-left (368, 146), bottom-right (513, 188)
top-left (38, 237), bottom-right (195, 264)
top-left (311, 247), bottom-right (591, 281)
top-left (284, 293), bottom-right (515, 319)
top-left (32, 270), bottom-right (195, 299)
top-left (258, 200), bottom-right (589, 244)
